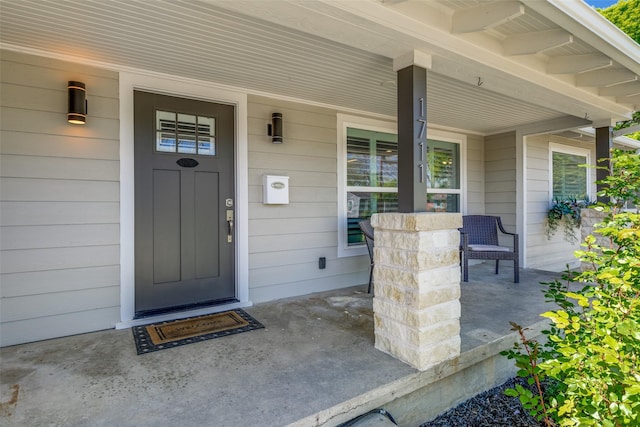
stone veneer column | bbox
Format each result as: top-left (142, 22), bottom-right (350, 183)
top-left (372, 212), bottom-right (462, 371)
top-left (580, 208), bottom-right (608, 271)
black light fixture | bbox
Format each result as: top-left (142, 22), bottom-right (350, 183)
top-left (68, 81), bottom-right (87, 125)
top-left (267, 112), bottom-right (283, 143)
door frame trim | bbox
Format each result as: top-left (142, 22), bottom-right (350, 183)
top-left (116, 71), bottom-right (250, 329)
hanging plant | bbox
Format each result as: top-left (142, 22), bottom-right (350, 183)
top-left (546, 197), bottom-right (592, 244)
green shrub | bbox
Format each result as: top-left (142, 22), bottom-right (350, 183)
top-left (502, 150), bottom-right (640, 426)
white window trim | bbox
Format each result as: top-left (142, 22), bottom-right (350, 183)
top-left (548, 142), bottom-right (592, 203)
top-left (338, 114), bottom-right (397, 257)
top-left (337, 113), bottom-right (467, 257)
top-left (425, 131), bottom-right (467, 206)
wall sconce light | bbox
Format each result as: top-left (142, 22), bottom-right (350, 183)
top-left (267, 112), bottom-right (283, 143)
top-left (68, 81), bottom-right (87, 125)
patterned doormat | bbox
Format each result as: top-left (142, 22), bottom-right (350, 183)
top-left (132, 309), bottom-right (264, 354)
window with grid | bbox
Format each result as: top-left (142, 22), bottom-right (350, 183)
top-left (426, 140), bottom-right (461, 213)
top-left (550, 146), bottom-right (589, 201)
top-left (346, 128), bottom-right (398, 246)
top-left (344, 127), bottom-right (462, 247)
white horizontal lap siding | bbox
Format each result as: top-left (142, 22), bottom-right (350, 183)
top-left (0, 50), bottom-right (120, 347)
top-left (485, 132), bottom-right (517, 247)
top-left (247, 95), bottom-right (368, 303)
top-left (525, 135), bottom-right (593, 271)
top-left (466, 134), bottom-right (485, 214)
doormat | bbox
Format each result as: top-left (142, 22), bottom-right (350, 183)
top-left (132, 309), bottom-right (264, 355)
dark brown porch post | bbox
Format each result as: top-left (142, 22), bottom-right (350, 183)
top-left (394, 51), bottom-right (432, 213)
top-left (372, 52), bottom-right (461, 371)
top-left (595, 122), bottom-right (613, 204)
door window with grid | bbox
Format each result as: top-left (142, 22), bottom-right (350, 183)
top-left (155, 110), bottom-right (216, 156)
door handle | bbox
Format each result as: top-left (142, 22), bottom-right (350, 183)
top-left (227, 220), bottom-right (234, 243)
top-left (226, 210), bottom-right (234, 243)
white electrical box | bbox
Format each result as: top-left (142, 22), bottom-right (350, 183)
top-left (263, 175), bottom-right (290, 204)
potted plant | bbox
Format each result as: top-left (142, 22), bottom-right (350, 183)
top-left (546, 196), bottom-right (592, 244)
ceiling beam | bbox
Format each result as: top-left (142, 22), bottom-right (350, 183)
top-left (576, 69), bottom-right (638, 87)
top-left (519, 115), bottom-right (592, 136)
top-left (451, 1), bottom-right (524, 34)
top-left (522, 0), bottom-right (640, 76)
top-left (547, 53), bottom-right (612, 74)
top-left (613, 123), bottom-right (640, 137)
top-left (504, 29), bottom-right (573, 56)
top-left (617, 94), bottom-right (640, 108)
top-left (600, 81), bottom-right (640, 97)
top-left (554, 130), bottom-right (591, 140)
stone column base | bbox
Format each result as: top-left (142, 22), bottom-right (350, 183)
top-left (372, 212), bottom-right (462, 371)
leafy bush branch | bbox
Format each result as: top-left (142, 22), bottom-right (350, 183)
top-left (503, 149), bottom-right (640, 426)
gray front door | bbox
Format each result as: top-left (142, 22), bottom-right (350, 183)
top-left (134, 91), bottom-right (235, 316)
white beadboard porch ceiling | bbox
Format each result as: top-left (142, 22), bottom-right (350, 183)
top-left (1, 0), bottom-right (637, 134)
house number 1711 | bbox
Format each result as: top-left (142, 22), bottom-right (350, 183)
top-left (417, 97), bottom-right (426, 183)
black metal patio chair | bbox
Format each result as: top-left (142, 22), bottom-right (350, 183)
top-left (459, 215), bottom-right (519, 283)
top-left (359, 219), bottom-right (375, 293)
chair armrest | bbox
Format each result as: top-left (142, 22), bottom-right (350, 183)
top-left (496, 220), bottom-right (515, 236)
top-left (459, 230), bottom-right (468, 250)
top-left (496, 220), bottom-right (519, 252)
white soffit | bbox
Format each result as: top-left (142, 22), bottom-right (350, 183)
top-left (215, 0), bottom-right (637, 120)
top-left (0, 0), bottom-right (637, 132)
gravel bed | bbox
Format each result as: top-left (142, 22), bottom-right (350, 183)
top-left (420, 377), bottom-right (544, 427)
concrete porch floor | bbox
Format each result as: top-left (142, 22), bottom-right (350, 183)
top-left (0, 263), bottom-right (562, 426)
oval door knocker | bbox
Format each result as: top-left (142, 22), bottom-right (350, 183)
top-left (176, 158), bottom-right (199, 168)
